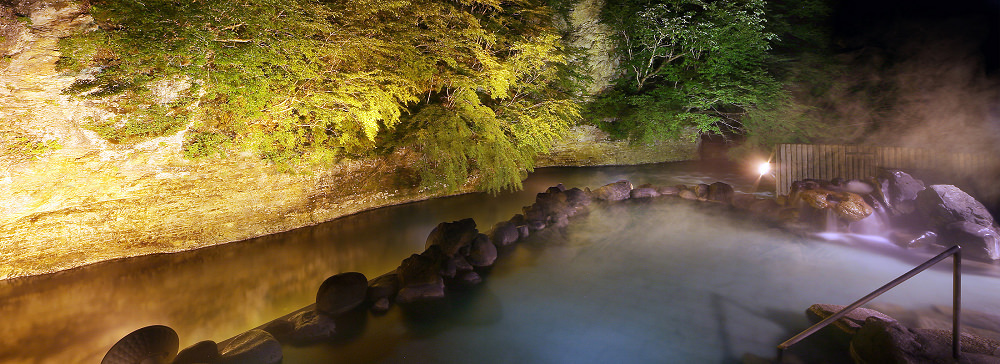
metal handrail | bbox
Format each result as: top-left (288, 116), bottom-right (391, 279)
top-left (776, 245), bottom-right (962, 362)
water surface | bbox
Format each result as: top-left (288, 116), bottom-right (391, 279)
top-left (0, 161), bottom-right (751, 363)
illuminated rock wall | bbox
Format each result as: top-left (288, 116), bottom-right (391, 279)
top-left (0, 1), bottom-right (698, 279)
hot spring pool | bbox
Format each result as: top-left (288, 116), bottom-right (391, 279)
top-left (284, 197), bottom-right (1000, 363)
top-left (4, 161), bottom-right (999, 363)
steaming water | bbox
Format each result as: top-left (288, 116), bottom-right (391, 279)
top-left (3, 161), bottom-right (1000, 363)
top-left (285, 199), bottom-right (1000, 363)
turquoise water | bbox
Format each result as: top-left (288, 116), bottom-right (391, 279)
top-left (285, 196), bottom-right (1000, 363)
top-left (5, 161), bottom-right (999, 363)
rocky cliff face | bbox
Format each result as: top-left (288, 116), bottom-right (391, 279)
top-left (560, 0), bottom-right (618, 95)
top-left (0, 0), bottom-right (696, 280)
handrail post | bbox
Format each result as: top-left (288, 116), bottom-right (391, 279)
top-left (776, 245), bottom-right (962, 362)
top-left (953, 247), bottom-right (962, 359)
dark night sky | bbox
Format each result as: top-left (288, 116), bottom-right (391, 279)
top-left (831, 0), bottom-right (1000, 74)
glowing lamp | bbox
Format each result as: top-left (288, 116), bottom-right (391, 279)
top-left (757, 162), bottom-right (771, 176)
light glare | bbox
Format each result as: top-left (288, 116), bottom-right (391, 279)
top-left (757, 162), bottom-right (771, 176)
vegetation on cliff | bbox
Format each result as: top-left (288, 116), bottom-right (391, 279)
top-left (55, 0), bottom-right (843, 190)
top-left (57, 0), bottom-right (581, 193)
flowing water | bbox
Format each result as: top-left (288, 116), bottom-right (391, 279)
top-left (3, 161), bottom-right (1000, 363)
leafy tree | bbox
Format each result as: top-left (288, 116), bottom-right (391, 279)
top-left (58, 0), bottom-right (580, 192)
top-left (591, 0), bottom-right (779, 143)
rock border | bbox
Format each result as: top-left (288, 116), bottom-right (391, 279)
top-left (109, 172), bottom-right (1000, 363)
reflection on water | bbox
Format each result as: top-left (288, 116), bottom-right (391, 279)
top-left (287, 198), bottom-right (1000, 363)
top-left (0, 161), bottom-right (752, 364)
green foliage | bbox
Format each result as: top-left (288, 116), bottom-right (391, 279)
top-left (592, 0), bottom-right (780, 143)
top-left (85, 101), bottom-right (190, 143)
top-left (58, 0), bottom-right (580, 192)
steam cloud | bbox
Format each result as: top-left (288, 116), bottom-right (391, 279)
top-left (819, 15), bottom-right (1000, 212)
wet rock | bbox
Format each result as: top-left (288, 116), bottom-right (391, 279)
top-left (284, 310), bottom-right (337, 344)
top-left (172, 340), bottom-right (219, 364)
top-left (452, 270), bottom-right (482, 289)
top-left (917, 185), bottom-right (997, 231)
top-left (806, 303), bottom-right (896, 335)
top-left (367, 271), bottom-right (399, 307)
top-left (707, 182), bottom-right (734, 204)
top-left (890, 230), bottom-right (939, 248)
top-left (522, 204), bottom-right (549, 224)
top-left (509, 214), bottom-right (526, 226)
top-left (535, 190), bottom-right (570, 215)
top-left (799, 189), bottom-right (834, 209)
top-left (517, 225), bottom-right (530, 239)
top-left (371, 297), bottom-right (392, 313)
top-left (546, 183), bottom-right (566, 193)
top-left (630, 187), bottom-right (660, 199)
top-left (490, 221), bottom-right (519, 247)
top-left (592, 180), bottom-right (632, 201)
top-left (448, 255), bottom-right (474, 272)
top-left (678, 189), bottom-right (697, 200)
top-left (261, 318), bottom-right (294, 342)
top-left (944, 222), bottom-right (1000, 260)
top-left (564, 187), bottom-right (591, 206)
top-left (832, 192), bottom-right (874, 222)
top-left (880, 169), bottom-right (926, 214)
top-left (528, 220), bottom-right (546, 231)
top-left (219, 329), bottom-right (281, 364)
top-left (396, 254), bottom-right (445, 304)
top-left (694, 183), bottom-right (710, 199)
top-left (315, 272), bottom-right (368, 317)
top-left (425, 218), bottom-right (479, 257)
top-left (850, 317), bottom-right (1000, 364)
top-left (467, 234), bottom-right (497, 267)
top-left (103, 325), bottom-right (179, 364)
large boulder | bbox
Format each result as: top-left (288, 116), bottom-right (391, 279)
top-left (535, 190), bottom-right (570, 216)
top-left (219, 330), bottom-right (282, 364)
top-left (490, 221), bottom-right (519, 247)
top-left (396, 254), bottom-right (445, 304)
top-left (103, 325), bottom-right (179, 364)
top-left (592, 180), bottom-right (632, 201)
top-left (707, 182), bottom-right (734, 204)
top-left (467, 233), bottom-right (497, 267)
top-left (850, 317), bottom-right (1000, 364)
top-left (879, 169), bottom-right (926, 214)
top-left (917, 185), bottom-right (998, 228)
top-left (944, 221), bottom-right (1000, 260)
top-left (425, 218), bottom-right (479, 257)
top-left (315, 272), bottom-right (368, 316)
top-left (916, 185), bottom-right (1000, 259)
top-left (833, 192), bottom-right (874, 222)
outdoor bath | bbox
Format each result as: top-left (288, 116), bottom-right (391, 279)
top-left (5, 162), bottom-right (1000, 363)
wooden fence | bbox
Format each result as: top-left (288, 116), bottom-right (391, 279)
top-left (774, 144), bottom-right (998, 195)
